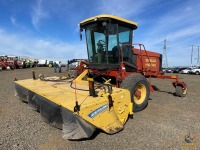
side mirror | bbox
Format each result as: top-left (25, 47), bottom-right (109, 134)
top-left (80, 33), bottom-right (82, 41)
top-left (80, 28), bottom-right (83, 41)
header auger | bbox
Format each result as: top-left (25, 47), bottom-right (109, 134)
top-left (15, 14), bottom-right (187, 140)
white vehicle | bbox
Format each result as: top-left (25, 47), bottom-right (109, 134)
top-left (37, 59), bottom-right (47, 67)
top-left (180, 68), bottom-right (193, 74)
top-left (190, 67), bottom-right (200, 75)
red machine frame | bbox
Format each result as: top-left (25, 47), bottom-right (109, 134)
top-left (76, 43), bottom-right (187, 93)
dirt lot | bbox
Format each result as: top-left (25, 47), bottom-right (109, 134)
top-left (0, 67), bottom-right (200, 150)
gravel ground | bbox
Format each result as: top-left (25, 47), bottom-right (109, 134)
top-left (0, 67), bottom-right (200, 150)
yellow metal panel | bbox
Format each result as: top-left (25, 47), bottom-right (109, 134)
top-left (87, 78), bottom-right (94, 81)
top-left (75, 69), bottom-right (88, 83)
top-left (171, 76), bottom-right (177, 79)
top-left (80, 14), bottom-right (138, 27)
top-left (15, 76), bottom-right (131, 133)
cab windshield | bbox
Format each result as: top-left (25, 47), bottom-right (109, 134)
top-left (85, 23), bottom-right (132, 68)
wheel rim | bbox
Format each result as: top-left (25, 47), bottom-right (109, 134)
top-left (182, 86), bottom-right (187, 95)
top-left (134, 84), bottom-right (147, 105)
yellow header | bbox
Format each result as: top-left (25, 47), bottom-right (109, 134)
top-left (80, 14), bottom-right (138, 28)
top-left (87, 78), bottom-right (94, 82)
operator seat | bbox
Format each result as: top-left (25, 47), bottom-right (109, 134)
top-left (112, 46), bottom-right (119, 63)
top-left (123, 45), bottom-right (137, 72)
top-left (122, 45), bottom-right (131, 62)
top-left (112, 45), bottom-right (132, 63)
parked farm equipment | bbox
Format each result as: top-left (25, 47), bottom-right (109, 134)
top-left (15, 14), bottom-right (187, 140)
top-left (0, 59), bottom-right (8, 69)
top-left (0, 55), bottom-right (24, 69)
top-left (67, 59), bottom-right (88, 71)
top-left (24, 60), bottom-right (37, 68)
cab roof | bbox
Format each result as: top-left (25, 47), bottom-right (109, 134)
top-left (80, 14), bottom-right (138, 30)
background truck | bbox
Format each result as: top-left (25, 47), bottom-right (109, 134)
top-left (37, 59), bottom-right (47, 67)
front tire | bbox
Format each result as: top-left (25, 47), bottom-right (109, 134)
top-left (175, 85), bottom-right (187, 97)
top-left (49, 64), bottom-right (53, 67)
top-left (120, 74), bottom-right (150, 112)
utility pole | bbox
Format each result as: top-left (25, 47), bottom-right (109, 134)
top-left (190, 45), bottom-right (199, 67)
top-left (190, 45), bottom-right (194, 67)
top-left (198, 46), bottom-right (199, 66)
top-left (162, 39), bottom-right (168, 68)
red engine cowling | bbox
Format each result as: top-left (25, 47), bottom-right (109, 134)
top-left (133, 48), bottom-right (163, 76)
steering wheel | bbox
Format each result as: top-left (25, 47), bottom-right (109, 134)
top-left (97, 40), bottom-right (106, 51)
top-left (98, 40), bottom-right (106, 46)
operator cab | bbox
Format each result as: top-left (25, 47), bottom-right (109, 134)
top-left (79, 14), bottom-right (138, 70)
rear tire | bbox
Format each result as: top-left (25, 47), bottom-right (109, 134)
top-left (120, 74), bottom-right (150, 112)
top-left (195, 71), bottom-right (199, 75)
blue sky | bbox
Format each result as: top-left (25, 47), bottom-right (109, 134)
top-left (0, 0), bottom-right (200, 67)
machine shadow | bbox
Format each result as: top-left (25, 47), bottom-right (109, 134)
top-left (69, 129), bottom-right (101, 141)
top-left (151, 85), bottom-right (176, 96)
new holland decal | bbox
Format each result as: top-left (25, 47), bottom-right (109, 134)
top-left (88, 104), bottom-right (109, 118)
